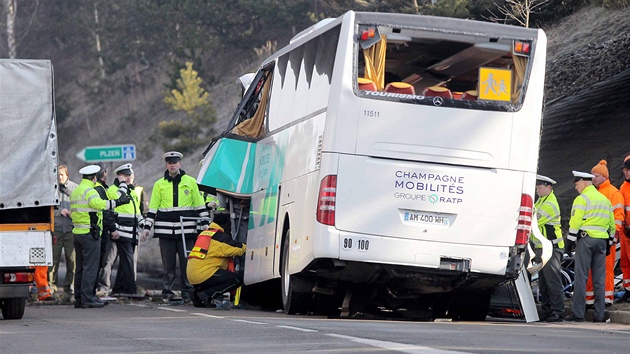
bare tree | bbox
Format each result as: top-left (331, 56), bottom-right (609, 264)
top-left (3, 0), bottom-right (16, 58)
top-left (490, 0), bottom-right (550, 28)
top-left (91, 1), bottom-right (105, 80)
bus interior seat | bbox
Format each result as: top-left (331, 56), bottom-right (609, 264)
top-left (358, 77), bottom-right (377, 91)
top-left (461, 90), bottom-right (478, 100)
top-left (422, 86), bottom-right (453, 99)
top-left (384, 81), bottom-right (415, 95)
top-left (452, 91), bottom-right (463, 100)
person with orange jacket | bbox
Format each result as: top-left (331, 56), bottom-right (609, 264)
top-left (618, 155), bottom-right (630, 303)
top-left (586, 160), bottom-right (624, 306)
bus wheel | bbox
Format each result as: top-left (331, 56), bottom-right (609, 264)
top-left (281, 229), bottom-right (313, 314)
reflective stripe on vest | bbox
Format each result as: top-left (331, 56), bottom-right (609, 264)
top-left (188, 229), bottom-right (219, 259)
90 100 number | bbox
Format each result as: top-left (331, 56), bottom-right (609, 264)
top-left (342, 237), bottom-right (370, 252)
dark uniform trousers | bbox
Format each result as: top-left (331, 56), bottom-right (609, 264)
top-left (112, 241), bottom-right (137, 294)
top-left (539, 247), bottom-right (565, 317)
top-left (74, 233), bottom-right (101, 304)
top-left (573, 236), bottom-right (607, 320)
top-left (159, 237), bottom-right (194, 296)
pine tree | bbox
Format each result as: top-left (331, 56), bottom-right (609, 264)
top-left (161, 61), bottom-right (216, 154)
top-left (164, 62), bottom-right (209, 114)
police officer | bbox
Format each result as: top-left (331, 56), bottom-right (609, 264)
top-left (94, 162), bottom-right (119, 297)
top-left (142, 152), bottom-right (209, 301)
top-left (71, 165), bottom-right (129, 308)
top-left (564, 171), bottom-right (615, 322)
top-left (532, 174), bottom-right (565, 322)
top-left (107, 163), bottom-right (143, 295)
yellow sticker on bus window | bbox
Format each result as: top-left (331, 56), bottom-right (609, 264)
top-left (478, 68), bottom-right (512, 101)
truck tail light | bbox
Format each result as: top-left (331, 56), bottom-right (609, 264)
top-left (515, 193), bottom-right (533, 245)
top-left (4, 272), bottom-right (34, 283)
top-left (316, 175), bottom-right (337, 226)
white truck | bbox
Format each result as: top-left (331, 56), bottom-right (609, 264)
top-left (0, 60), bottom-right (56, 319)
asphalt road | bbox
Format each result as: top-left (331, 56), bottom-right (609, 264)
top-left (4, 301), bottom-right (629, 354)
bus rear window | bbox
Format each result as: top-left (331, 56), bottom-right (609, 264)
top-left (355, 24), bottom-right (533, 111)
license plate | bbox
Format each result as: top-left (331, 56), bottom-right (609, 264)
top-left (401, 210), bottom-right (449, 226)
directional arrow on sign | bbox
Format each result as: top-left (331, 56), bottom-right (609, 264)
top-left (76, 144), bottom-right (136, 162)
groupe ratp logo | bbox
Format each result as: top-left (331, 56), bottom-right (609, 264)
top-left (428, 194), bottom-right (439, 204)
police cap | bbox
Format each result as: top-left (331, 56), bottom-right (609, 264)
top-left (535, 174), bottom-right (556, 186)
top-left (572, 170), bottom-right (594, 182)
top-left (114, 163), bottom-right (133, 176)
top-left (163, 151), bottom-right (183, 163)
top-left (79, 165), bottom-right (100, 177)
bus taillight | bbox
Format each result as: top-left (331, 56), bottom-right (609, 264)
top-left (317, 175), bottom-right (337, 226)
top-left (513, 40), bottom-right (531, 56)
top-left (515, 193), bottom-right (533, 245)
top-left (360, 27), bottom-right (375, 41)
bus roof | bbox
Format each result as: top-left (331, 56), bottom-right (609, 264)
top-left (261, 11), bottom-right (542, 69)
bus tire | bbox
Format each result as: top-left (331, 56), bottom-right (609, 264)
top-left (1, 297), bottom-right (26, 320)
top-left (281, 229), bottom-right (313, 315)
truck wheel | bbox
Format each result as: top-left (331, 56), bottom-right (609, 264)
top-left (2, 298), bottom-right (26, 320)
top-left (281, 229), bottom-right (313, 314)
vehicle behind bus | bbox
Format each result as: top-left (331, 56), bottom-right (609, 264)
top-left (198, 11), bottom-right (546, 320)
top-left (0, 60), bottom-right (56, 320)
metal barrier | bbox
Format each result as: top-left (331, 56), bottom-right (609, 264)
top-left (179, 214), bottom-right (212, 256)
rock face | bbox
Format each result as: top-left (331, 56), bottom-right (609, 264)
top-left (539, 6), bottom-right (630, 225)
top-left (544, 6), bottom-right (630, 102)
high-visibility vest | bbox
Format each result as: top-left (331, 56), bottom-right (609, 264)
top-left (144, 171), bottom-right (208, 239)
top-left (70, 178), bottom-right (115, 235)
top-left (189, 227), bottom-right (222, 259)
top-left (532, 190), bottom-right (564, 249)
top-left (568, 185), bottom-right (615, 242)
top-left (107, 183), bottom-right (143, 241)
top-left (597, 179), bottom-right (625, 233)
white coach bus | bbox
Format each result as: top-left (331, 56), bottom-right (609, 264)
top-left (198, 11), bottom-right (547, 320)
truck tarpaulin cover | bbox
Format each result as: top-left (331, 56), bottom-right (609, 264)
top-left (0, 60), bottom-right (58, 209)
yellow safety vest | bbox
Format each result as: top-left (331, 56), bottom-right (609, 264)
top-left (568, 185), bottom-right (615, 241)
top-left (70, 178), bottom-right (115, 235)
top-left (532, 191), bottom-right (564, 249)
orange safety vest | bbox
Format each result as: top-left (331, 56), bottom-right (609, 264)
top-left (188, 228), bottom-right (219, 259)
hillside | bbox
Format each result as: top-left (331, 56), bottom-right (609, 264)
top-left (544, 6), bottom-right (630, 101)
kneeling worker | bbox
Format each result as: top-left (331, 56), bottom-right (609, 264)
top-left (186, 222), bottom-right (246, 307)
